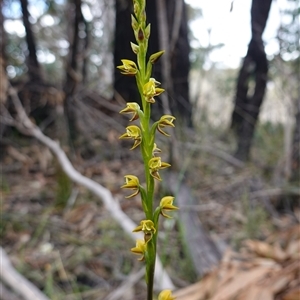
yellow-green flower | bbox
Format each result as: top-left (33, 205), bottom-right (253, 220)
top-left (131, 239), bottom-right (146, 261)
top-left (157, 115), bottom-right (176, 137)
top-left (119, 125), bottom-right (142, 150)
top-left (130, 42), bottom-right (139, 54)
top-left (120, 102), bottom-right (140, 121)
top-left (133, 219), bottom-right (156, 243)
top-left (117, 59), bottom-right (138, 76)
top-left (121, 175), bottom-right (140, 198)
top-left (152, 143), bottom-right (161, 156)
top-left (148, 157), bottom-right (170, 181)
top-left (158, 290), bottom-right (175, 300)
top-left (143, 78), bottom-right (164, 103)
top-left (160, 196), bottom-right (178, 218)
top-left (149, 50), bottom-right (164, 64)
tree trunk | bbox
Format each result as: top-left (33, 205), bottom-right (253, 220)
top-left (19, 0), bottom-right (43, 82)
top-left (63, 0), bottom-right (85, 143)
top-left (114, 0), bottom-right (140, 105)
top-left (231, 0), bottom-right (272, 161)
top-left (166, 0), bottom-right (192, 126)
top-left (291, 97), bottom-right (300, 184)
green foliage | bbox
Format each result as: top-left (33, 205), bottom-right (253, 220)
top-left (253, 122), bottom-right (284, 169)
top-left (241, 195), bottom-right (268, 240)
top-left (55, 165), bottom-right (72, 209)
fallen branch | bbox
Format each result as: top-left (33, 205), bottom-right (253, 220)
top-left (0, 247), bottom-right (50, 300)
top-left (164, 172), bottom-right (222, 276)
top-left (184, 142), bottom-right (245, 168)
top-left (104, 268), bottom-right (145, 300)
top-left (4, 86), bottom-right (174, 291)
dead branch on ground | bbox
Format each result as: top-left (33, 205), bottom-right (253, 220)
top-left (0, 247), bottom-right (50, 300)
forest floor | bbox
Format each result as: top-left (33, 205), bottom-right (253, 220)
top-left (1, 121), bottom-right (299, 300)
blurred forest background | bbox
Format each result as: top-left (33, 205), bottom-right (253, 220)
top-left (0, 0), bottom-right (299, 299)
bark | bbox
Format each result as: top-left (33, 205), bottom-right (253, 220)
top-left (0, 0), bottom-right (8, 138)
top-left (166, 0), bottom-right (192, 126)
top-left (63, 0), bottom-right (85, 143)
top-left (19, 0), bottom-right (42, 81)
top-left (164, 172), bottom-right (222, 276)
top-left (113, 0), bottom-right (139, 104)
top-left (0, 0), bottom-right (5, 62)
top-left (0, 247), bottom-right (50, 300)
top-left (291, 97), bottom-right (300, 184)
top-left (231, 0), bottom-right (272, 161)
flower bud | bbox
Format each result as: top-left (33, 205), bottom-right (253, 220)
top-left (145, 23), bottom-right (151, 39)
top-left (149, 50), bottom-right (165, 64)
top-left (138, 28), bottom-right (144, 41)
top-left (130, 42), bottom-right (139, 54)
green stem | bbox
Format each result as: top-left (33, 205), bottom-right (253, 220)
top-left (146, 238), bottom-right (156, 300)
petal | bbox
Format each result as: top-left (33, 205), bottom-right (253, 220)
top-left (150, 170), bottom-right (162, 181)
top-left (160, 210), bottom-right (172, 219)
top-left (125, 189), bottom-right (139, 199)
top-left (149, 51), bottom-right (164, 64)
top-left (160, 162), bottom-right (171, 169)
top-left (132, 225), bottom-right (143, 232)
top-left (152, 143), bottom-right (162, 156)
top-left (130, 138), bottom-right (142, 150)
top-left (148, 157), bottom-right (161, 169)
top-left (145, 96), bottom-right (155, 103)
top-left (141, 220), bottom-right (156, 233)
top-left (157, 125), bottom-right (170, 137)
top-left (121, 175), bottom-right (139, 188)
top-left (160, 196), bottom-right (174, 206)
top-left (119, 132), bottom-right (130, 139)
top-left (154, 88), bottom-right (165, 96)
top-left (158, 290), bottom-right (175, 300)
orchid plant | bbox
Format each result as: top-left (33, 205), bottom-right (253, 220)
top-left (118, 0), bottom-right (178, 299)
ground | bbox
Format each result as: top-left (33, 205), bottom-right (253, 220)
top-left (1, 122), bottom-right (299, 299)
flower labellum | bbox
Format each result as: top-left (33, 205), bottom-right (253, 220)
top-left (119, 102), bottom-right (140, 121)
top-left (157, 115), bottom-right (176, 136)
top-left (143, 78), bottom-right (165, 103)
top-left (131, 239), bottom-right (146, 261)
top-left (133, 219), bottom-right (156, 243)
top-left (159, 196), bottom-right (178, 218)
top-left (119, 125), bottom-right (142, 150)
top-left (117, 59), bottom-right (138, 76)
top-left (148, 157), bottom-right (171, 181)
top-left (121, 175), bottom-right (140, 198)
top-left (158, 290), bottom-right (175, 300)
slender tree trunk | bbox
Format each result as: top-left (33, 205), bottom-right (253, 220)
top-left (0, 0), bottom-right (8, 139)
top-left (114, 0), bottom-right (139, 105)
top-left (63, 0), bottom-right (84, 143)
top-left (166, 0), bottom-right (192, 127)
top-left (291, 97), bottom-right (300, 184)
top-left (231, 0), bottom-right (272, 161)
top-left (19, 0), bottom-right (42, 82)
top-left (0, 0), bottom-right (5, 62)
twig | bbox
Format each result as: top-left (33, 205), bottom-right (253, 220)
top-left (0, 247), bottom-right (50, 300)
top-left (250, 188), bottom-right (300, 199)
top-left (0, 282), bottom-right (21, 300)
top-left (156, 0), bottom-right (172, 117)
top-left (63, 187), bottom-right (79, 215)
top-left (184, 141), bottom-right (245, 168)
top-left (7, 86), bottom-right (174, 291)
top-left (104, 268), bottom-right (145, 300)
top-left (170, 0), bottom-right (183, 54)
